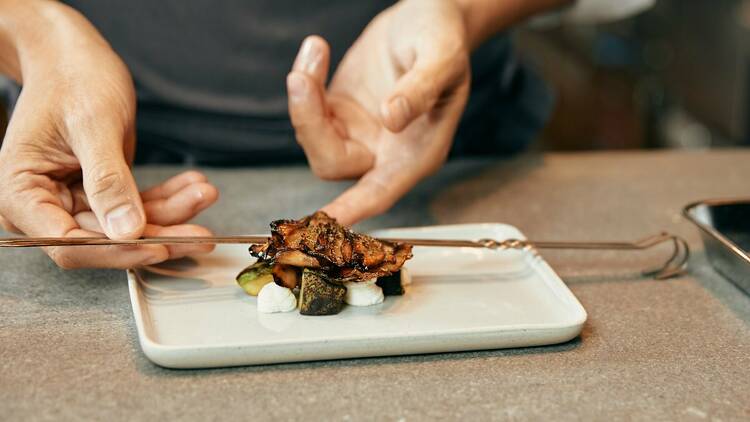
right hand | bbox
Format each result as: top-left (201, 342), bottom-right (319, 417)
top-left (286, 0), bottom-right (471, 226)
top-left (0, 3), bottom-right (218, 269)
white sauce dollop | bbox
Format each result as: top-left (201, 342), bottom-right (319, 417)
top-left (344, 278), bottom-right (384, 306)
top-left (257, 282), bottom-right (297, 313)
top-left (401, 267), bottom-right (412, 286)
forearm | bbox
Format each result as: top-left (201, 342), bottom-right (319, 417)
top-left (0, 0), bottom-right (39, 82)
top-left (455, 0), bottom-right (573, 49)
top-left (0, 0), bottom-right (109, 83)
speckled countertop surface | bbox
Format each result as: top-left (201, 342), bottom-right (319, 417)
top-left (2, 149), bottom-right (749, 421)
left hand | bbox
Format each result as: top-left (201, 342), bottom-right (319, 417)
top-left (286, 0), bottom-right (471, 225)
top-left (0, 171), bottom-right (219, 267)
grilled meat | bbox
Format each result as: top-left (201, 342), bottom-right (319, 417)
top-left (271, 263), bottom-right (300, 289)
top-left (250, 211), bottom-right (413, 284)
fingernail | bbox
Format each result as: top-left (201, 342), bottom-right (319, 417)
top-left (299, 38), bottom-right (321, 74)
top-left (386, 96), bottom-right (411, 130)
top-left (105, 204), bottom-right (142, 238)
top-left (287, 73), bottom-right (307, 102)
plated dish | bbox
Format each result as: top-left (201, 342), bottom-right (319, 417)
top-left (128, 223), bottom-right (587, 368)
top-left (236, 211), bottom-right (413, 315)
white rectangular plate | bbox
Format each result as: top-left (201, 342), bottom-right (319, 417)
top-left (128, 224), bottom-right (587, 368)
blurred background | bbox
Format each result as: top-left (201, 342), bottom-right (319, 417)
top-left (519, 0), bottom-right (750, 150)
top-left (1, 0), bottom-right (748, 151)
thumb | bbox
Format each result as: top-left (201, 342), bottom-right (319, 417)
top-left (380, 56), bottom-right (467, 133)
top-left (76, 137), bottom-right (146, 240)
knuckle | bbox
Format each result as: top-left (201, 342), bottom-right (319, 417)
top-left (181, 170), bottom-right (206, 183)
top-left (308, 154), bottom-right (349, 180)
top-left (309, 160), bottom-right (346, 180)
top-left (303, 150), bottom-right (349, 181)
top-left (49, 248), bottom-right (79, 270)
top-left (86, 164), bottom-right (125, 199)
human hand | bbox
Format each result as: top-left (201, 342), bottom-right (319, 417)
top-left (0, 3), bottom-right (218, 269)
top-left (286, 0), bottom-right (470, 225)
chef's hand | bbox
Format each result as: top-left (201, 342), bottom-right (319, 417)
top-left (286, 0), bottom-right (470, 225)
top-left (0, 2), bottom-right (218, 269)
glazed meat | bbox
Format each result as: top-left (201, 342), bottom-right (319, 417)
top-left (250, 211), bottom-right (413, 282)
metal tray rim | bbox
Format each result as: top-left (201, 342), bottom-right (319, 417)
top-left (682, 197), bottom-right (750, 265)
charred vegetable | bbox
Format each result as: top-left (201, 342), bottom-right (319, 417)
top-left (236, 260), bottom-right (274, 296)
top-left (299, 269), bottom-right (346, 316)
top-left (376, 270), bottom-right (405, 296)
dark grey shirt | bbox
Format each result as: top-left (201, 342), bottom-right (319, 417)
top-left (57, 1), bottom-right (551, 164)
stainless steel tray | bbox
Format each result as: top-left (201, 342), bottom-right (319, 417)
top-left (684, 198), bottom-right (750, 295)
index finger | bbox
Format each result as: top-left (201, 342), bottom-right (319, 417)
top-left (140, 171), bottom-right (209, 201)
top-left (320, 164), bottom-right (421, 226)
top-left (287, 71), bottom-right (372, 180)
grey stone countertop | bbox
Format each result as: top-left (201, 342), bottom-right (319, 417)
top-left (2, 149), bottom-right (749, 421)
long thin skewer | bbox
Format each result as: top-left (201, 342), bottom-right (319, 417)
top-left (0, 231), bottom-right (676, 249)
top-left (0, 232), bottom-right (689, 279)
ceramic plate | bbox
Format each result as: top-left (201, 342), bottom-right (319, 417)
top-left (128, 224), bottom-right (587, 368)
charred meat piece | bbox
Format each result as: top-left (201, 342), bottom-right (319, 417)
top-left (272, 264), bottom-right (300, 289)
top-left (250, 211), bottom-right (412, 282)
top-left (275, 250), bottom-right (321, 268)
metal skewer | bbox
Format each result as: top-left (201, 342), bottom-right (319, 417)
top-left (0, 235), bottom-right (272, 247)
top-left (0, 231), bottom-right (689, 279)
